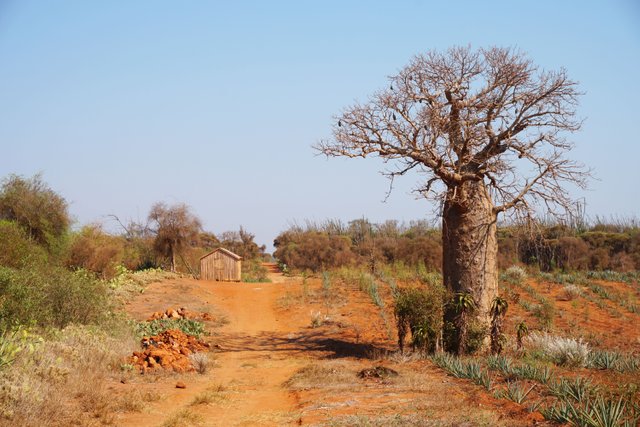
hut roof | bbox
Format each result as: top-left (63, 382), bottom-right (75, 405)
top-left (199, 247), bottom-right (243, 261)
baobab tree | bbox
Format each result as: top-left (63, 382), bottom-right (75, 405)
top-left (316, 46), bottom-right (589, 353)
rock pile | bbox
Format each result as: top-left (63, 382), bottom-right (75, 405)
top-left (147, 307), bottom-right (213, 321)
top-left (129, 329), bottom-right (210, 373)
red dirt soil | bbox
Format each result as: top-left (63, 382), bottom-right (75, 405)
top-left (111, 266), bottom-right (555, 426)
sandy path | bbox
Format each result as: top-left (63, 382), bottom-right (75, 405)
top-left (116, 270), bottom-right (305, 427)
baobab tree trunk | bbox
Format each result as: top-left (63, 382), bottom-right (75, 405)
top-left (442, 179), bottom-right (498, 354)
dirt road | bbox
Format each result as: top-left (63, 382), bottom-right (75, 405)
top-left (114, 268), bottom-right (545, 426)
top-left (117, 269), bottom-right (308, 426)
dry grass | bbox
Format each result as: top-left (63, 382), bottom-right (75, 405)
top-left (189, 352), bottom-right (211, 374)
top-left (161, 408), bottom-right (205, 427)
top-left (323, 412), bottom-right (505, 427)
top-left (284, 361), bottom-right (355, 390)
top-left (286, 357), bottom-right (521, 427)
top-left (0, 324), bottom-right (136, 426)
top-left (190, 384), bottom-right (229, 406)
top-left (113, 389), bottom-right (163, 413)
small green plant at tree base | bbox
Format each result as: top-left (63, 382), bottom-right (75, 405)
top-left (394, 285), bottom-right (444, 354)
top-left (490, 296), bottom-right (508, 355)
top-left (444, 292), bottom-right (482, 355)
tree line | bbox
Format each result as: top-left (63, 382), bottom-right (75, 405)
top-left (0, 173), bottom-right (267, 281)
top-left (274, 218), bottom-right (640, 274)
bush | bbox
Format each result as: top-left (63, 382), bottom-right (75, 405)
top-left (66, 225), bottom-right (125, 280)
top-left (241, 258), bottom-right (271, 283)
top-left (562, 284), bottom-right (583, 301)
top-left (394, 285), bottom-right (444, 353)
top-left (555, 236), bottom-right (590, 270)
top-left (0, 324), bottom-right (134, 426)
top-left (525, 332), bottom-right (590, 367)
top-left (532, 299), bottom-right (556, 330)
top-left (0, 266), bottom-right (110, 329)
top-left (0, 220), bottom-right (48, 269)
top-left (274, 231), bottom-right (355, 272)
top-left (0, 174), bottom-right (70, 249)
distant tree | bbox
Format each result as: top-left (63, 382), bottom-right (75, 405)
top-left (316, 46), bottom-right (589, 353)
top-left (219, 227), bottom-right (265, 259)
top-left (0, 173), bottom-right (70, 249)
top-left (66, 224), bottom-right (125, 279)
top-left (148, 202), bottom-right (202, 272)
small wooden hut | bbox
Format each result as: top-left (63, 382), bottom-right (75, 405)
top-left (199, 248), bottom-right (242, 282)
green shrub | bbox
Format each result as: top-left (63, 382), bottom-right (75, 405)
top-left (0, 220), bottom-right (48, 269)
top-left (394, 285), bottom-right (444, 353)
top-left (0, 266), bottom-right (110, 329)
top-left (241, 258), bottom-right (271, 283)
top-left (0, 174), bottom-right (70, 250)
top-left (533, 299), bottom-right (556, 331)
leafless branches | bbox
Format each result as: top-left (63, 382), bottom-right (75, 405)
top-left (315, 46), bottom-right (589, 218)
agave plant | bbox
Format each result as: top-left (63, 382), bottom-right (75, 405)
top-left (487, 355), bottom-right (514, 374)
top-left (497, 381), bottom-right (536, 404)
top-left (512, 364), bottom-right (553, 384)
top-left (583, 396), bottom-right (627, 427)
top-left (548, 377), bottom-right (596, 403)
top-left (588, 350), bottom-right (621, 370)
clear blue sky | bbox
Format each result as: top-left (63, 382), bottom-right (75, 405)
top-left (1, 1), bottom-right (639, 251)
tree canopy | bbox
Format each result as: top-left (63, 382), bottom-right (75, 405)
top-left (316, 46), bottom-right (589, 219)
top-left (0, 173), bottom-right (70, 249)
top-left (148, 202), bottom-right (202, 272)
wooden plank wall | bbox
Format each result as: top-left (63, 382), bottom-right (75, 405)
top-left (200, 251), bottom-right (241, 281)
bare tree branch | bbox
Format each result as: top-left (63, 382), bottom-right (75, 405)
top-left (314, 46), bottom-right (589, 219)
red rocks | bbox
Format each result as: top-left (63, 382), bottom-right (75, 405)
top-left (175, 381), bottom-right (187, 389)
top-left (147, 307), bottom-right (212, 321)
top-left (129, 329), bottom-right (210, 373)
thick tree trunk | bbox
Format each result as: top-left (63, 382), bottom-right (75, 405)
top-left (442, 179), bottom-right (498, 354)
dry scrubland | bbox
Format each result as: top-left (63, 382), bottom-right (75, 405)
top-left (1, 175), bottom-right (639, 426)
top-left (3, 263), bottom-right (639, 426)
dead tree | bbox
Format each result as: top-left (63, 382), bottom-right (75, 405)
top-left (315, 46), bottom-right (589, 353)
